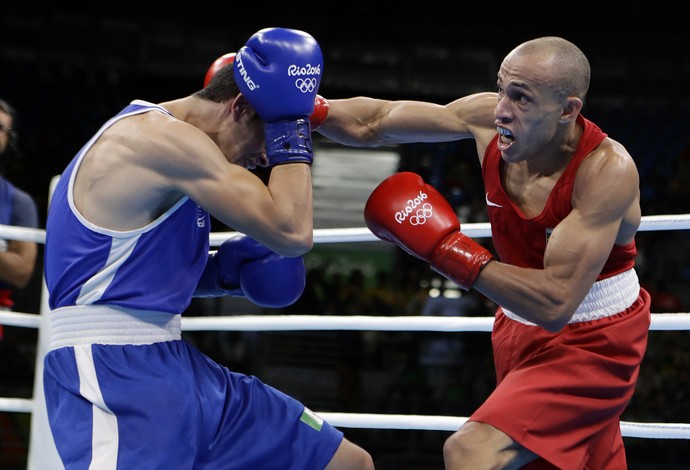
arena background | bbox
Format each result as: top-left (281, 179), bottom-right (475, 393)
top-left (0, 4), bottom-right (688, 469)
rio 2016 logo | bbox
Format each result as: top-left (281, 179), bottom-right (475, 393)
top-left (287, 63), bottom-right (321, 77)
top-left (394, 191), bottom-right (432, 225)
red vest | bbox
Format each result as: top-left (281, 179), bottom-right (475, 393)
top-left (482, 114), bottom-right (636, 280)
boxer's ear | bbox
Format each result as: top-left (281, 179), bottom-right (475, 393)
top-left (559, 96), bottom-right (583, 124)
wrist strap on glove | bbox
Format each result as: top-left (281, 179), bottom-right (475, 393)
top-left (430, 232), bottom-right (493, 290)
top-left (265, 118), bottom-right (313, 166)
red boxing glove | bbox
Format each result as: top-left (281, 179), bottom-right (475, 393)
top-left (364, 172), bottom-right (493, 290)
top-left (204, 52), bottom-right (236, 87)
top-left (310, 95), bottom-right (329, 131)
top-left (364, 172), bottom-right (459, 259)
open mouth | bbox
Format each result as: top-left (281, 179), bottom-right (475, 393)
top-left (497, 126), bottom-right (514, 151)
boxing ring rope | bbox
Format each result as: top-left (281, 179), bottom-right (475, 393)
top-left (211, 213), bottom-right (690, 245)
top-left (1, 209), bottom-right (690, 467)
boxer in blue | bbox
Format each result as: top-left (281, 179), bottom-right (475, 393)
top-left (42, 27), bottom-right (374, 470)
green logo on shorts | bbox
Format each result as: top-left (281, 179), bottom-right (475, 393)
top-left (300, 407), bottom-right (324, 431)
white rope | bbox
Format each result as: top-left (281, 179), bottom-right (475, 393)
top-left (0, 310), bottom-right (42, 328)
top-left (210, 226), bottom-right (386, 246)
top-left (181, 314), bottom-right (497, 332)
top-left (1, 213), bottom-right (688, 246)
top-left (620, 421), bottom-right (690, 439)
top-left (0, 397), bottom-right (33, 413)
top-left (649, 313), bottom-right (690, 330)
top-left (3, 311), bottom-right (690, 331)
top-left (0, 224), bottom-right (45, 243)
top-left (636, 214), bottom-right (690, 232)
top-left (318, 413), bottom-right (690, 439)
top-left (3, 395), bottom-right (687, 439)
top-left (206, 213), bottom-right (690, 245)
top-left (180, 313), bottom-right (690, 332)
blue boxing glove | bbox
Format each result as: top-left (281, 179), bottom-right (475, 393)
top-left (234, 27), bottom-right (323, 166)
top-left (193, 234), bottom-right (306, 308)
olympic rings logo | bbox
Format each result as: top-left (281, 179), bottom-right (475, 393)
top-left (394, 191), bottom-right (430, 225)
top-left (295, 78), bottom-right (317, 93)
top-left (409, 203), bottom-right (433, 225)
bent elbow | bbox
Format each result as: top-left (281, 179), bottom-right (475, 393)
top-left (541, 318), bottom-right (569, 333)
top-left (539, 303), bottom-right (576, 333)
top-left (286, 239), bottom-right (313, 258)
top-left (274, 232), bottom-right (313, 258)
top-left (296, 233), bottom-right (314, 256)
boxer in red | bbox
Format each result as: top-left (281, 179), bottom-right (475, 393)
top-left (315, 36), bottom-right (650, 470)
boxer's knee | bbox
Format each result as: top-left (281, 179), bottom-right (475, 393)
top-left (444, 421), bottom-right (535, 469)
top-left (443, 423), bottom-right (483, 469)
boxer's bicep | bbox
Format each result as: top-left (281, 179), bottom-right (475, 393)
top-left (544, 211), bottom-right (617, 291)
top-left (545, 143), bottom-right (639, 299)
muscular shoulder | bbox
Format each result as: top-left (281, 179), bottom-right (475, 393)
top-left (135, 111), bottom-right (201, 151)
top-left (448, 92), bottom-right (499, 151)
top-left (75, 109), bottom-right (222, 229)
top-left (580, 137), bottom-right (639, 185)
top-left (113, 110), bottom-right (216, 174)
top-left (574, 137), bottom-right (640, 220)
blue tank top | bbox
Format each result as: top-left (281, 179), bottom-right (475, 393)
top-left (44, 100), bottom-right (210, 314)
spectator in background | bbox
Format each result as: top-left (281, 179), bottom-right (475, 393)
top-left (0, 98), bottom-right (39, 339)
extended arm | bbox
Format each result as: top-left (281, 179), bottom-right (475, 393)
top-left (317, 93), bottom-right (498, 148)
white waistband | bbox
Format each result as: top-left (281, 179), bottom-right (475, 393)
top-left (502, 269), bottom-right (640, 326)
top-left (49, 305), bottom-right (182, 350)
